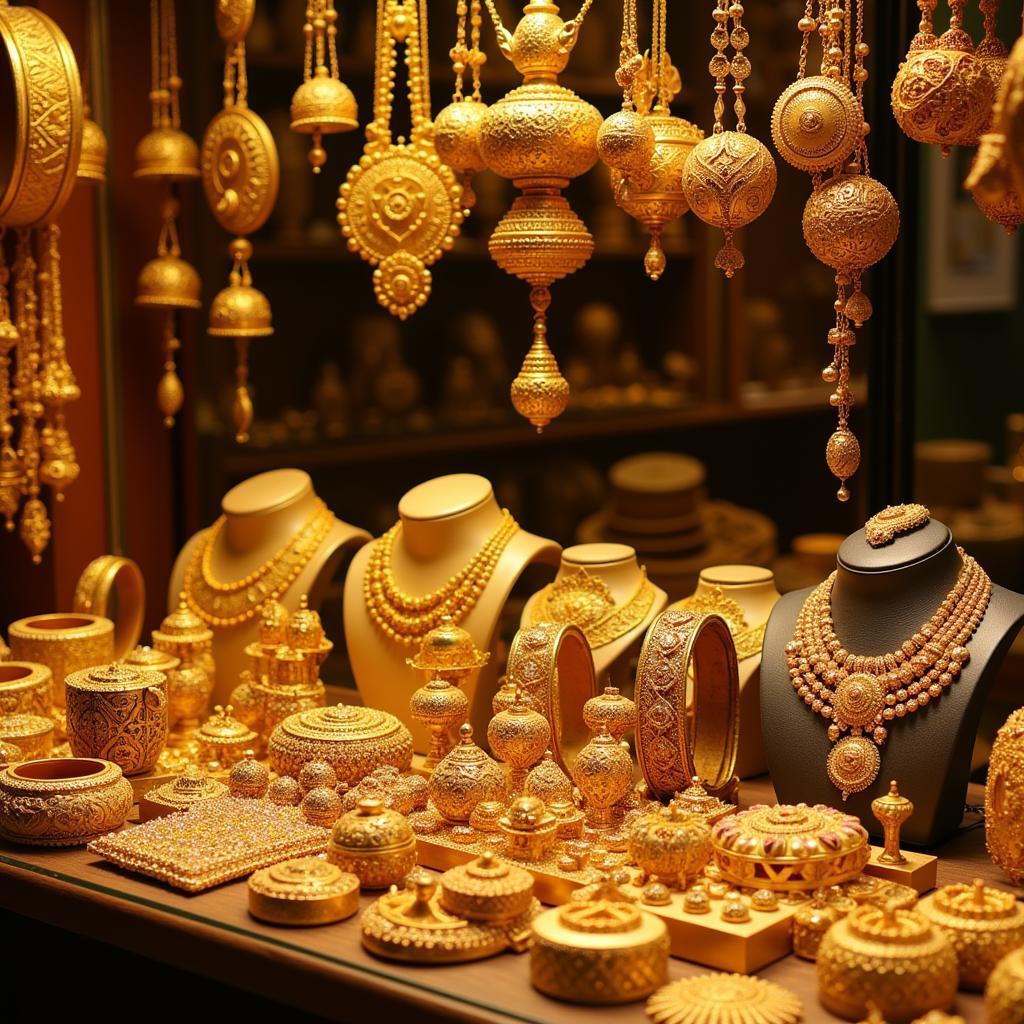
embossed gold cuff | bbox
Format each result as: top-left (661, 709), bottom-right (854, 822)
top-left (0, 662), bottom-right (53, 718)
top-left (635, 610), bottom-right (739, 801)
top-left (506, 622), bottom-right (598, 774)
top-left (73, 555), bottom-right (146, 659)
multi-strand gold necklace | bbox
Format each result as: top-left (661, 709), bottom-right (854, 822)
top-left (786, 548), bottom-right (991, 799)
top-left (183, 499), bottom-right (334, 629)
top-left (364, 509), bottom-right (519, 646)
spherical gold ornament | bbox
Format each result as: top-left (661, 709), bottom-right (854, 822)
top-left (598, 109), bottom-right (657, 176)
top-left (772, 76), bottom-right (863, 173)
top-left (267, 775), bottom-right (301, 806)
top-left (487, 690), bottom-right (551, 793)
top-left (78, 112), bottom-right (108, 184)
top-left (802, 174), bottom-right (899, 272)
top-left (524, 748), bottom-right (574, 806)
top-left (428, 723), bottom-right (506, 823)
top-left (134, 126), bottom-right (200, 181)
top-left (136, 254), bottom-right (202, 310)
top-left (328, 795), bottom-right (417, 889)
top-left (289, 66), bottom-right (358, 137)
top-left (298, 759), bottom-right (338, 794)
top-left (509, 315), bottom-right (571, 433)
top-left (971, 184), bottom-right (1024, 234)
top-left (301, 785), bottom-right (343, 828)
top-left (434, 98), bottom-right (490, 177)
top-left (826, 428), bottom-right (862, 499)
top-left (228, 756), bottom-right (270, 799)
top-left (628, 803), bottom-right (713, 888)
top-left (985, 946), bottom-right (1024, 1024)
top-left (572, 726), bottom-right (633, 830)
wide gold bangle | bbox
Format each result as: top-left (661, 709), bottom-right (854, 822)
top-left (506, 622), bottom-right (597, 774)
top-left (73, 556), bottom-right (146, 660)
top-left (0, 662), bottom-right (53, 718)
top-left (635, 610), bottom-right (739, 801)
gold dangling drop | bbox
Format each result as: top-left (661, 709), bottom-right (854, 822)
top-left (233, 337), bottom-right (253, 445)
top-left (510, 287), bottom-right (569, 434)
top-left (157, 312), bottom-right (184, 428)
top-left (0, 234), bottom-right (22, 532)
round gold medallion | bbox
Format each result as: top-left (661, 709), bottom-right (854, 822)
top-left (827, 735), bottom-right (881, 798)
top-left (834, 673), bottom-right (884, 728)
top-left (215, 0), bottom-right (255, 44)
top-left (771, 76), bottom-right (862, 173)
top-left (201, 106), bottom-right (280, 237)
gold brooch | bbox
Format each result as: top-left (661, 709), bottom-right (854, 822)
top-left (864, 503), bottom-right (931, 547)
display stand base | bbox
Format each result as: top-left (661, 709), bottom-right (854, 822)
top-left (863, 845), bottom-right (938, 893)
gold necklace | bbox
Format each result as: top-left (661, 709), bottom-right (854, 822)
top-left (787, 548), bottom-right (991, 799)
top-left (675, 586), bottom-right (767, 662)
top-left (364, 510), bottom-right (519, 646)
top-left (183, 500), bottom-right (334, 628)
top-left (526, 567), bottom-right (655, 649)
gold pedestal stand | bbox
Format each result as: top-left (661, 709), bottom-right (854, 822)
top-left (864, 845), bottom-right (939, 893)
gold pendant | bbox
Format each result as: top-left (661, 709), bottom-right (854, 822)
top-left (827, 734), bottom-right (881, 800)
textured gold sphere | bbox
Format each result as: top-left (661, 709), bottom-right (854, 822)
top-left (435, 98), bottom-right (490, 175)
top-left (802, 174), bottom-right (899, 272)
top-left (598, 109), bottom-right (656, 175)
top-left (972, 181), bottom-right (1024, 234)
top-left (510, 328), bottom-right (569, 432)
top-left (134, 126), bottom-right (200, 181)
top-left (208, 281), bottom-right (273, 337)
top-left (78, 115), bottom-right (108, 184)
top-left (136, 254), bottom-right (202, 310)
top-left (301, 785), bottom-right (343, 828)
top-left (826, 428), bottom-right (861, 486)
top-left (985, 947), bottom-right (1024, 1024)
top-left (290, 67), bottom-right (358, 135)
top-left (771, 76), bottom-right (862, 173)
top-left (228, 757), bottom-right (270, 799)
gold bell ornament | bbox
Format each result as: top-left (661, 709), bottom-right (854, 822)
top-left (202, 0), bottom-right (279, 444)
top-left (78, 103), bottom-right (108, 185)
top-left (479, 0), bottom-right (604, 431)
top-left (290, 0), bottom-right (357, 174)
top-left (682, 0), bottom-right (776, 280)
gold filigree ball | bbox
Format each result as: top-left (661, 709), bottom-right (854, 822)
top-left (228, 757), bottom-right (269, 799)
top-left (802, 174), bottom-right (899, 272)
top-left (435, 98), bottom-right (490, 177)
top-left (598, 109), bottom-right (656, 175)
top-left (268, 775), bottom-right (302, 806)
top-left (826, 429), bottom-right (861, 498)
top-left (510, 324), bottom-right (570, 432)
top-left (298, 759), bottom-right (338, 794)
top-left (301, 785), bottom-right (343, 828)
top-left (771, 76), bottom-right (863, 173)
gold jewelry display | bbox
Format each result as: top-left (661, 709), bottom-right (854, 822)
top-left (480, 0), bottom-right (603, 431)
top-left (711, 803), bottom-right (870, 892)
top-left (629, 802), bottom-right (713, 889)
top-left (986, 947), bottom-right (1024, 1024)
top-left (646, 973), bottom-right (803, 1024)
top-left (526, 567), bottom-right (656, 649)
top-left (182, 499), bottom-right (334, 629)
top-left (364, 509), bottom-right (519, 646)
top-left (139, 764), bottom-right (228, 822)
top-left (249, 857), bottom-right (360, 926)
top-left (786, 548), bottom-right (991, 799)
top-left (682, 0), bottom-right (776, 278)
top-left (985, 704), bottom-right (1024, 884)
top-left (0, 756), bottom-right (132, 846)
top-left (487, 688), bottom-right (551, 795)
top-left (506, 622), bottom-right (598, 773)
top-left (919, 879), bottom-right (1024, 990)
top-left (72, 555), bottom-right (146, 658)
top-left (337, 0), bottom-right (462, 320)
top-left (634, 610), bottom-right (740, 801)
top-left (0, 712), bottom-right (54, 760)
top-left (203, 0), bottom-right (278, 444)
top-left (0, 662), bottom-right (52, 719)
top-left (601, 0), bottom-right (703, 280)
top-left (816, 903), bottom-right (958, 1021)
top-left (773, 0), bottom-right (898, 502)
top-left (865, 504), bottom-right (931, 547)
top-left (871, 779), bottom-right (913, 865)
top-left (428, 722), bottom-right (506, 822)
top-left (328, 795), bottom-right (418, 889)
top-left (90, 794), bottom-right (329, 893)
top-left (675, 586), bottom-right (767, 662)
top-left (290, 0), bottom-right (357, 174)
top-left (582, 686), bottom-right (636, 742)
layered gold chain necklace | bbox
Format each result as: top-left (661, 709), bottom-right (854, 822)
top-left (364, 509), bottom-right (519, 646)
top-left (183, 499), bottom-right (334, 628)
top-left (525, 567), bottom-right (655, 649)
top-left (786, 548), bottom-right (991, 799)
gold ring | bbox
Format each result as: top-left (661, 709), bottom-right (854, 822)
top-left (73, 556), bottom-right (146, 660)
top-left (635, 609), bottom-right (739, 801)
top-left (506, 622), bottom-right (597, 774)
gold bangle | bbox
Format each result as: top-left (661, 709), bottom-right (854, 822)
top-left (506, 622), bottom-right (597, 774)
top-left (635, 609), bottom-right (739, 801)
top-left (73, 556), bottom-right (146, 660)
top-left (0, 662), bottom-right (53, 718)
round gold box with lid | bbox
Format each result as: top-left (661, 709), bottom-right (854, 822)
top-left (328, 796), bottom-right (417, 889)
top-left (195, 705), bottom-right (259, 768)
top-left (268, 703), bottom-right (413, 786)
top-left (0, 712), bottom-right (54, 760)
top-left (0, 663), bottom-right (53, 718)
top-left (439, 851), bottom-right (535, 924)
top-left (248, 857), bottom-right (360, 926)
top-left (139, 765), bottom-right (228, 822)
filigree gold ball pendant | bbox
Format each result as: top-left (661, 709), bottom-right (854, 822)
top-left (771, 76), bottom-right (863, 173)
top-left (598, 109), bottom-right (656, 177)
top-left (434, 98), bottom-right (490, 208)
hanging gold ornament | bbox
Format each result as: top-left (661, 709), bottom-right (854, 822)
top-left (290, 0), bottom-right (357, 174)
top-left (479, 0), bottom-right (603, 431)
top-left (1000, 31), bottom-right (1024, 195)
top-left (435, 0), bottom-right (490, 210)
top-left (78, 103), bottom-right (108, 185)
top-left (682, 0), bottom-right (777, 279)
top-left (202, 0), bottom-right (278, 444)
top-left (0, 236), bottom-right (20, 532)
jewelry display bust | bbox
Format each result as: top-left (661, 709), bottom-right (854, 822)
top-left (345, 474), bottom-right (559, 751)
top-left (761, 514), bottom-right (1024, 847)
top-left (520, 544), bottom-right (666, 692)
top-left (169, 470), bottom-right (369, 702)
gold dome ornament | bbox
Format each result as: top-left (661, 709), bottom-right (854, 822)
top-left (434, 0), bottom-right (490, 210)
top-left (682, 0), bottom-right (776, 279)
top-left (289, 1), bottom-right (357, 174)
top-left (77, 105), bottom-right (108, 185)
top-left (406, 616), bottom-right (490, 682)
top-left (328, 796), bottom-right (418, 889)
top-left (479, 0), bottom-right (604, 431)
top-left (794, 889), bottom-right (842, 960)
top-left (428, 723), bottom-right (506, 823)
top-left (582, 686), bottom-right (636, 742)
top-left (986, 946), bottom-right (1024, 1024)
top-left (524, 748), bottom-right (574, 805)
top-left (195, 704), bottom-right (258, 768)
top-left (336, 0), bottom-right (463, 320)
top-left (986, 705), bottom-right (1024, 884)
top-left (487, 687), bottom-right (551, 794)
top-left (772, 77), bottom-right (863, 174)
top-left (646, 973), bottom-right (803, 1024)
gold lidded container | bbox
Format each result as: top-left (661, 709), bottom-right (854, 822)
top-left (582, 686), bottom-right (636, 743)
top-left (439, 851), bottom-right (535, 924)
top-left (429, 723), bottom-right (506, 823)
top-left (0, 712), bottom-right (54, 760)
top-left (406, 616), bottom-right (489, 684)
top-left (248, 857), bottom-right (360, 926)
top-left (139, 764), bottom-right (228, 822)
top-left (524, 748), bottom-right (574, 806)
top-left (328, 796), bottom-right (417, 889)
top-left (628, 801), bottom-right (713, 889)
top-left (986, 946), bottom-right (1024, 1024)
top-left (487, 687), bottom-right (551, 795)
top-left (918, 879), bottom-right (1024, 991)
top-left (195, 704), bottom-right (259, 768)
top-left (0, 662), bottom-right (53, 718)
top-left (673, 776), bottom-right (736, 826)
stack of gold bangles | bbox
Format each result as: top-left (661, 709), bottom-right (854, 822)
top-left (73, 555), bottom-right (146, 659)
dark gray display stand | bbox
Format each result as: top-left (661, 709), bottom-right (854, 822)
top-left (761, 518), bottom-right (1024, 848)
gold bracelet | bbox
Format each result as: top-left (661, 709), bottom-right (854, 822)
top-left (634, 609), bottom-right (739, 801)
top-left (506, 622), bottom-right (597, 774)
top-left (73, 555), bottom-right (146, 659)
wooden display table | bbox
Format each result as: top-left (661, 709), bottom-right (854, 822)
top-left (0, 779), bottom-right (1015, 1023)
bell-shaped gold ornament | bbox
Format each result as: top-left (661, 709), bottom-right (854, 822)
top-left (77, 104), bottom-right (108, 184)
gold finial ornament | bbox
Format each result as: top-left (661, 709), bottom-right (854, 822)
top-left (986, 946), bottom-right (1024, 1024)
top-left (986, 705), bottom-right (1024, 884)
top-left (410, 677), bottom-right (469, 771)
top-left (582, 687), bottom-right (636, 742)
top-left (406, 616), bottom-right (490, 680)
top-left (865, 504), bottom-right (931, 547)
top-left (290, 0), bottom-right (357, 174)
top-left (487, 687), bottom-right (551, 794)
top-left (871, 780), bottom-right (913, 865)
top-left (673, 776), bottom-right (736, 825)
top-left (337, 0), bottom-right (463, 320)
top-left (682, 0), bottom-right (776, 279)
top-left (479, 0), bottom-right (604, 431)
top-left (647, 973), bottom-right (803, 1024)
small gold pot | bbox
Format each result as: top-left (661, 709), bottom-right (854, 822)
top-left (327, 796), bottom-right (417, 889)
top-left (0, 712), bottom-right (54, 759)
top-left (0, 757), bottom-right (133, 846)
top-left (65, 663), bottom-right (168, 775)
top-left (0, 662), bottom-right (53, 718)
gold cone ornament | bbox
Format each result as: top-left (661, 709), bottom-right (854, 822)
top-left (289, 0), bottom-right (357, 174)
top-left (480, 0), bottom-right (603, 431)
top-left (683, 0), bottom-right (776, 279)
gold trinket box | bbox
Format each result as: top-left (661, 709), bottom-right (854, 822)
top-left (248, 857), bottom-right (360, 926)
top-left (499, 795), bottom-right (558, 862)
top-left (919, 879), bottom-right (1024, 990)
top-left (646, 973), bottom-right (803, 1024)
top-left (712, 803), bottom-right (870, 892)
top-left (985, 946), bottom-right (1024, 1024)
top-left (268, 702), bottom-right (413, 785)
top-left (0, 712), bottom-right (54, 760)
top-left (0, 662), bottom-right (53, 718)
top-left (439, 851), bottom-right (535, 924)
top-left (139, 765), bottom-right (228, 822)
top-left (429, 724), bottom-right (506, 823)
top-left (0, 757), bottom-right (133, 846)
top-left (195, 704), bottom-right (259, 768)
top-left (674, 776), bottom-right (736, 826)
top-left (817, 903), bottom-right (958, 1022)
top-left (328, 796), bottom-right (417, 889)
top-left (628, 802), bottom-right (713, 889)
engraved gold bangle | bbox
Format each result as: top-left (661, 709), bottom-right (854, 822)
top-left (72, 556), bottom-right (146, 660)
top-left (506, 622), bottom-right (598, 774)
top-left (634, 609), bottom-right (739, 801)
